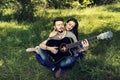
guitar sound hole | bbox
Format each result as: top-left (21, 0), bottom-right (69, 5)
top-left (60, 43), bottom-right (67, 52)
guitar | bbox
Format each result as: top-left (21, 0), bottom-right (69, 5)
top-left (46, 31), bottom-right (113, 64)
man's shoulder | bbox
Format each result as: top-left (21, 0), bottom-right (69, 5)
top-left (66, 31), bottom-right (73, 34)
top-left (65, 31), bottom-right (76, 38)
top-left (66, 31), bottom-right (74, 35)
top-left (66, 31), bottom-right (77, 42)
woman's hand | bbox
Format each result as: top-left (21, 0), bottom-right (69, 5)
top-left (81, 39), bottom-right (89, 51)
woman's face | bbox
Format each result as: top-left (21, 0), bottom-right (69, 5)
top-left (65, 21), bottom-right (76, 31)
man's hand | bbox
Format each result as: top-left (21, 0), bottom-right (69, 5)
top-left (81, 39), bottom-right (89, 51)
top-left (47, 46), bottom-right (58, 54)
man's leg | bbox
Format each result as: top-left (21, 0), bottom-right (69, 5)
top-left (37, 48), bottom-right (55, 71)
top-left (36, 54), bottom-right (44, 65)
top-left (59, 56), bottom-right (75, 69)
top-left (26, 47), bottom-right (55, 71)
top-left (54, 56), bottom-right (76, 78)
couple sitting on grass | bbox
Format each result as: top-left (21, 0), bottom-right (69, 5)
top-left (26, 17), bottom-right (89, 78)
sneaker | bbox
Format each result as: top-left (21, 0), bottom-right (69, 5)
top-left (52, 67), bottom-right (55, 71)
top-left (26, 48), bottom-right (36, 52)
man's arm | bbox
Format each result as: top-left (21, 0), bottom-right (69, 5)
top-left (39, 40), bottom-right (48, 50)
top-left (39, 40), bottom-right (58, 54)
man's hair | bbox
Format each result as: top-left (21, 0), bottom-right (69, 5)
top-left (53, 17), bottom-right (64, 26)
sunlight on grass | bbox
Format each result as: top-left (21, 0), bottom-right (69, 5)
top-left (0, 59), bottom-right (4, 67)
top-left (36, 5), bottom-right (120, 35)
top-left (78, 9), bottom-right (120, 34)
top-left (0, 21), bottom-right (29, 30)
top-left (105, 47), bottom-right (120, 67)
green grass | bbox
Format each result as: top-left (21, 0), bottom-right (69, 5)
top-left (0, 3), bottom-right (120, 80)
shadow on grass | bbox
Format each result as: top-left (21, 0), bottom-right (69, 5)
top-left (106, 6), bottom-right (120, 12)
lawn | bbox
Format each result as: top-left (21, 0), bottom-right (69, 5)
top-left (0, 3), bottom-right (120, 80)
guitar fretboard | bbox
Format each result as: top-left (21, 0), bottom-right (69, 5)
top-left (66, 36), bottom-right (97, 49)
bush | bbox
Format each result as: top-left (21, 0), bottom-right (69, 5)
top-left (93, 0), bottom-right (120, 5)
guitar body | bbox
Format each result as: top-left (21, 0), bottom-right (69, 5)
top-left (46, 37), bottom-right (75, 64)
top-left (45, 31), bottom-right (113, 64)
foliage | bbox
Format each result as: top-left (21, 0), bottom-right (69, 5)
top-left (82, 0), bottom-right (94, 7)
top-left (46, 0), bottom-right (73, 9)
top-left (93, 0), bottom-right (115, 5)
top-left (15, 0), bottom-right (35, 22)
top-left (0, 0), bottom-right (35, 22)
top-left (78, 0), bottom-right (120, 7)
top-left (0, 0), bottom-right (120, 22)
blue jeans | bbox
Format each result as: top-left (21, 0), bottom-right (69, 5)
top-left (37, 48), bottom-right (55, 71)
top-left (58, 56), bottom-right (76, 69)
top-left (36, 48), bottom-right (76, 71)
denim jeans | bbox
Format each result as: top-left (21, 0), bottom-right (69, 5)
top-left (36, 48), bottom-right (76, 71)
top-left (37, 48), bottom-right (55, 71)
top-left (58, 56), bottom-right (76, 69)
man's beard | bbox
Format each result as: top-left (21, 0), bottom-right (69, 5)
top-left (57, 28), bottom-right (65, 33)
top-left (58, 30), bottom-right (63, 33)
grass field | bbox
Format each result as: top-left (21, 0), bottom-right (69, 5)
top-left (0, 3), bottom-right (120, 80)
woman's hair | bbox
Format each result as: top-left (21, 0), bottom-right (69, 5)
top-left (66, 18), bottom-right (79, 40)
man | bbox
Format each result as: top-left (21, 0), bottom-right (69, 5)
top-left (26, 17), bottom-right (89, 78)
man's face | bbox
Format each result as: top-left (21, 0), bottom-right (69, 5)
top-left (54, 21), bottom-right (65, 32)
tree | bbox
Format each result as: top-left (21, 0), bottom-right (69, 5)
top-left (46, 0), bottom-right (75, 9)
top-left (16, 0), bottom-right (35, 22)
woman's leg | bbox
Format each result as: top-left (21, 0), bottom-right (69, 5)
top-left (36, 53), bottom-right (44, 65)
top-left (59, 56), bottom-right (76, 69)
